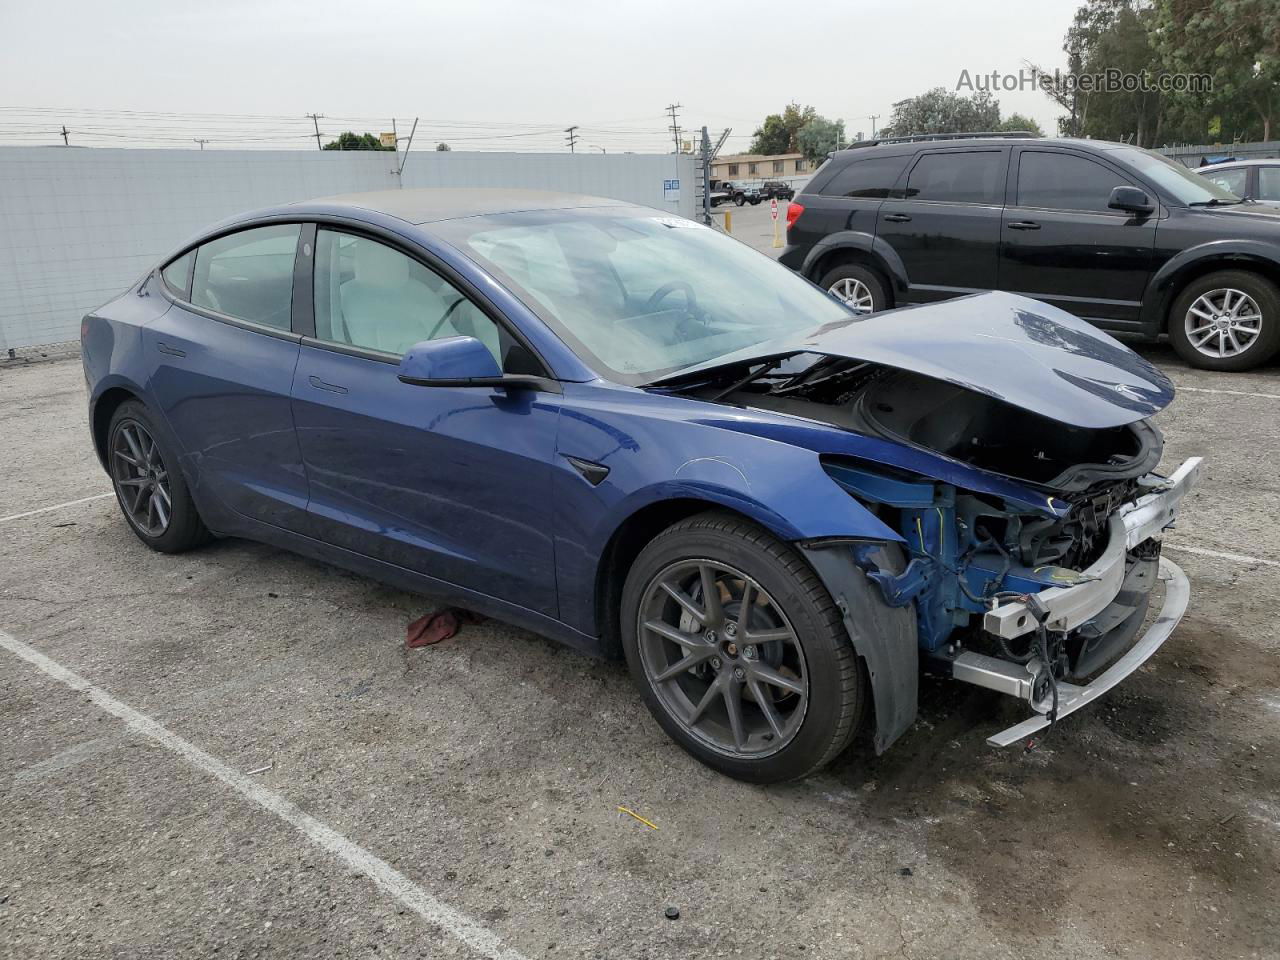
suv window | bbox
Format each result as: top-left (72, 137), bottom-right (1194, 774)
top-left (190, 224), bottom-right (300, 329)
top-left (313, 229), bottom-right (502, 362)
top-left (902, 151), bottom-right (1003, 204)
top-left (820, 155), bottom-right (909, 199)
top-left (160, 250), bottom-right (193, 298)
top-left (1200, 167), bottom-right (1248, 196)
top-left (1017, 151), bottom-right (1131, 212)
top-left (1259, 166), bottom-right (1280, 201)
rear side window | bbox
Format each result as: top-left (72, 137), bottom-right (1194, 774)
top-left (1200, 167), bottom-right (1247, 197)
top-left (160, 251), bottom-right (193, 298)
top-left (1016, 152), bottom-right (1131, 212)
top-left (902, 151), bottom-right (1004, 204)
top-left (1258, 167), bottom-right (1280, 201)
top-left (190, 224), bottom-right (301, 330)
top-left (820, 155), bottom-right (909, 198)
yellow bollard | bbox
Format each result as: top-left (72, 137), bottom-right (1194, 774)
top-left (724, 211), bottom-right (732, 234)
top-left (772, 217), bottom-right (782, 248)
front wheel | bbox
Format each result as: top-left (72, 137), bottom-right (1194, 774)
top-left (734, 195), bottom-right (745, 207)
top-left (621, 512), bottom-right (866, 783)
top-left (1168, 269), bottom-right (1280, 371)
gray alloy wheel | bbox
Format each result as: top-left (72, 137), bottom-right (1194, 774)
top-left (1183, 287), bottom-right (1263, 359)
top-left (635, 558), bottom-right (809, 759)
top-left (110, 418), bottom-right (172, 537)
top-left (828, 276), bottom-right (876, 314)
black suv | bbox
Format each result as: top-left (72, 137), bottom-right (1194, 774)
top-left (781, 134), bottom-right (1280, 371)
top-left (760, 180), bottom-right (795, 200)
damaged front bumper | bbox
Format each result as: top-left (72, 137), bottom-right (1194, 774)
top-left (963, 457), bottom-right (1201, 745)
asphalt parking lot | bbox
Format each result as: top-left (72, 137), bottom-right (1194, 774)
top-left (2, 337), bottom-right (1279, 958)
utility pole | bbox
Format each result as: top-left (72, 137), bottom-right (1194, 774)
top-left (193, 138), bottom-right (209, 151)
top-left (564, 125), bottom-right (579, 152)
top-left (60, 125), bottom-right (69, 146)
top-left (869, 114), bottom-right (880, 138)
top-left (306, 113), bottom-right (325, 151)
top-left (666, 103), bottom-right (682, 154)
top-left (397, 117), bottom-right (418, 180)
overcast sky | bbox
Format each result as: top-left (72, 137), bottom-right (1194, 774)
top-left (0, 0), bottom-right (1083, 153)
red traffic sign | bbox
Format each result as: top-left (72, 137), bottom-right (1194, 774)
top-left (770, 198), bottom-right (779, 220)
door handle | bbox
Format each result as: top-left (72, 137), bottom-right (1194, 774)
top-left (1006, 220), bottom-right (1041, 230)
top-left (308, 375), bottom-right (348, 395)
top-left (156, 341), bottom-right (186, 357)
top-left (883, 213), bottom-right (912, 223)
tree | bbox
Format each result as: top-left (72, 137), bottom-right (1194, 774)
top-left (796, 116), bottom-right (847, 162)
top-left (1154, 0), bottom-right (1280, 141)
top-left (879, 88), bottom-right (1001, 137)
top-left (322, 131), bottom-right (394, 151)
top-left (435, 142), bottom-right (452, 151)
top-left (998, 113), bottom-right (1045, 137)
top-left (748, 102), bottom-right (819, 154)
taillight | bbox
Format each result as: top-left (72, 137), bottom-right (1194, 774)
top-left (785, 201), bottom-right (805, 230)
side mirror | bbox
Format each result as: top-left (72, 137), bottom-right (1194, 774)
top-left (396, 336), bottom-right (558, 392)
top-left (1108, 185), bottom-right (1154, 215)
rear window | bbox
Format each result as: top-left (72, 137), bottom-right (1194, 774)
top-left (160, 251), bottom-right (193, 298)
top-left (819, 155), bottom-right (909, 199)
top-left (902, 151), bottom-right (1004, 204)
top-left (1259, 166), bottom-right (1280, 201)
top-left (190, 224), bottom-right (300, 330)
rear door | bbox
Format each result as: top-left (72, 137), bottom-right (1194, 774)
top-left (998, 147), bottom-right (1158, 324)
top-left (788, 153), bottom-right (910, 264)
top-left (875, 147), bottom-right (1008, 304)
top-left (289, 226), bottom-right (560, 616)
top-left (145, 223), bottom-right (310, 532)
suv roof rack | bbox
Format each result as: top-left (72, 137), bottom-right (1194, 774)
top-left (842, 130), bottom-right (1039, 149)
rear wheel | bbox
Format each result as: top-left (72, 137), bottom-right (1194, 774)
top-left (819, 262), bottom-right (887, 315)
top-left (1168, 269), bottom-right (1280, 371)
top-left (108, 401), bottom-right (209, 553)
top-left (621, 512), bottom-right (866, 783)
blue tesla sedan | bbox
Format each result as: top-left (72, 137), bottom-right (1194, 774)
top-left (81, 189), bottom-right (1199, 782)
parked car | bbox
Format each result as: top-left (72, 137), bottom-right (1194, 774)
top-left (82, 189), bottom-right (1198, 782)
top-left (1196, 158), bottom-right (1280, 208)
top-left (708, 179), bottom-right (732, 207)
top-left (782, 134), bottom-right (1280, 371)
top-left (723, 180), bottom-right (763, 206)
top-left (760, 180), bottom-right (795, 201)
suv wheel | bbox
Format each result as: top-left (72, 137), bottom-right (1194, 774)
top-left (819, 263), bottom-right (886, 315)
top-left (1169, 270), bottom-right (1280, 371)
top-left (621, 512), bottom-right (866, 783)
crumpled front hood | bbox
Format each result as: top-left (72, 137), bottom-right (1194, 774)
top-left (660, 291), bottom-right (1174, 430)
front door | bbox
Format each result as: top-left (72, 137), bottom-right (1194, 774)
top-left (998, 147), bottom-right (1158, 324)
top-left (875, 147), bottom-right (1009, 304)
top-left (290, 227), bottom-right (560, 616)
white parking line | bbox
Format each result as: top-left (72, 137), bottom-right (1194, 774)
top-left (0, 492), bottom-right (113, 524)
top-left (1175, 385), bottom-right (1280, 401)
top-left (1164, 543), bottom-right (1280, 568)
top-left (0, 628), bottom-right (530, 960)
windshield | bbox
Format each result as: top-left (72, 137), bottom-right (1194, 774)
top-left (1112, 146), bottom-right (1242, 205)
top-left (438, 208), bottom-right (851, 384)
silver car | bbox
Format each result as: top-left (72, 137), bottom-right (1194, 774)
top-left (1197, 159), bottom-right (1280, 207)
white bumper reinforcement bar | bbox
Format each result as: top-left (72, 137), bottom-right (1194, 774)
top-left (985, 556), bottom-right (1189, 747)
top-left (983, 457), bottom-right (1202, 640)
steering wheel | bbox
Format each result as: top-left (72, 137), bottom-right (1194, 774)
top-left (643, 280), bottom-right (699, 316)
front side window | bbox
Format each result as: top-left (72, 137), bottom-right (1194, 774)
top-left (820, 155), bottom-right (909, 199)
top-left (439, 209), bottom-right (851, 384)
top-left (1200, 167), bottom-right (1248, 197)
top-left (1017, 151), bottom-right (1133, 212)
top-left (1258, 167), bottom-right (1280, 201)
top-left (190, 224), bottom-right (300, 329)
top-left (903, 151), bottom-right (1004, 204)
top-left (313, 230), bottom-right (502, 361)
top-left (160, 250), bottom-right (193, 298)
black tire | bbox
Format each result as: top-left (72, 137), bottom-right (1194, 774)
top-left (1168, 269), bottom-right (1280, 371)
top-left (107, 400), bottom-right (209, 553)
top-left (750, 198), bottom-right (761, 205)
top-left (621, 512), bottom-right (866, 783)
top-left (817, 262), bottom-right (888, 314)
top-left (734, 195), bottom-right (745, 207)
